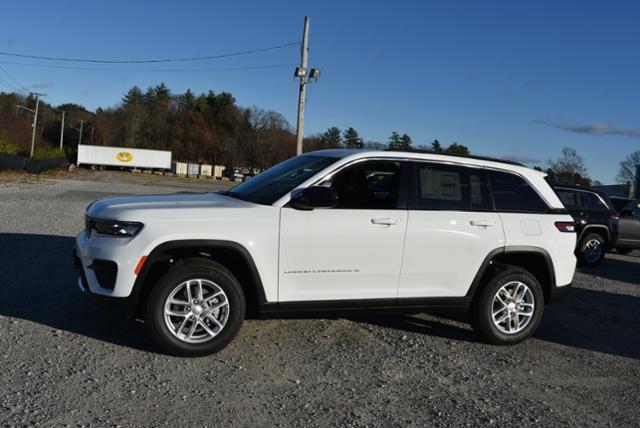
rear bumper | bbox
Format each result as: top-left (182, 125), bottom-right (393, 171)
top-left (547, 282), bottom-right (571, 304)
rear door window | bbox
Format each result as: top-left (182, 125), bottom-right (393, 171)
top-left (556, 189), bottom-right (581, 209)
top-left (487, 170), bottom-right (549, 213)
top-left (412, 163), bottom-right (490, 211)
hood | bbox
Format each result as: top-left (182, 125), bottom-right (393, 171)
top-left (87, 192), bottom-right (250, 220)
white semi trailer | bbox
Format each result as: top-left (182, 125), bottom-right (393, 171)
top-left (77, 145), bottom-right (172, 170)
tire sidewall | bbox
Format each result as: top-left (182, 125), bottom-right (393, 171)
top-left (475, 268), bottom-right (544, 344)
top-left (146, 261), bottom-right (245, 357)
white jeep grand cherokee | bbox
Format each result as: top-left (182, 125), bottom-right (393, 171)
top-left (75, 150), bottom-right (576, 356)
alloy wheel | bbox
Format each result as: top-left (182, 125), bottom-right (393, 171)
top-left (163, 279), bottom-right (230, 344)
top-left (583, 238), bottom-right (603, 263)
top-left (491, 281), bottom-right (535, 335)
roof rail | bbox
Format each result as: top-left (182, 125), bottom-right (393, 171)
top-left (383, 148), bottom-right (526, 167)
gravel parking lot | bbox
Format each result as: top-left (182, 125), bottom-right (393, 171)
top-left (1, 170), bottom-right (639, 427)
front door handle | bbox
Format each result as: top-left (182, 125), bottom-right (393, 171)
top-left (470, 220), bottom-right (494, 227)
top-left (370, 217), bottom-right (401, 226)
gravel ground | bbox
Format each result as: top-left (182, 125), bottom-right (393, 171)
top-left (1, 170), bottom-right (639, 427)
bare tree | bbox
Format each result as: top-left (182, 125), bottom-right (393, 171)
top-left (616, 150), bottom-right (640, 184)
top-left (547, 147), bottom-right (591, 186)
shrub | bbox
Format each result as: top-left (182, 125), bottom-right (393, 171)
top-left (0, 138), bottom-right (20, 155)
top-left (31, 146), bottom-right (66, 161)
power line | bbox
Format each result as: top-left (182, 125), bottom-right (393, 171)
top-left (0, 60), bottom-right (296, 73)
top-left (0, 74), bottom-right (17, 91)
top-left (0, 42), bottom-right (299, 64)
top-left (0, 64), bottom-right (28, 92)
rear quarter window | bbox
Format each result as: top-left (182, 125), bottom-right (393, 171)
top-left (487, 170), bottom-right (549, 213)
top-left (583, 192), bottom-right (609, 211)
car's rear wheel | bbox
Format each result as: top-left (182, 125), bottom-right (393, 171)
top-left (616, 247), bottom-right (633, 255)
top-left (471, 266), bottom-right (544, 345)
top-left (578, 233), bottom-right (606, 266)
top-left (145, 258), bottom-right (245, 357)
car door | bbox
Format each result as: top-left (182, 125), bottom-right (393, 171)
top-left (556, 188), bottom-right (585, 224)
top-left (278, 160), bottom-right (409, 302)
top-left (397, 162), bottom-right (505, 298)
top-left (618, 200), bottom-right (640, 247)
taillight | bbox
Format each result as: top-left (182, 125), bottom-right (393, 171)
top-left (610, 212), bottom-right (620, 221)
top-left (555, 221), bottom-right (576, 232)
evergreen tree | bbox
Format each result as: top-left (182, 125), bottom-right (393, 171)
top-left (122, 86), bottom-right (144, 105)
top-left (343, 127), bottom-right (363, 149)
top-left (431, 139), bottom-right (443, 152)
top-left (320, 127), bottom-right (342, 148)
top-left (399, 133), bottom-right (412, 150)
top-left (388, 131), bottom-right (402, 150)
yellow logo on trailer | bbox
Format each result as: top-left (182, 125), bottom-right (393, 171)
top-left (116, 151), bottom-right (133, 162)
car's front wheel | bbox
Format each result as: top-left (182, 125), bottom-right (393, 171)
top-left (471, 266), bottom-right (544, 345)
top-left (145, 258), bottom-right (245, 357)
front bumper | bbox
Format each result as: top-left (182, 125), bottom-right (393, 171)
top-left (75, 249), bottom-right (138, 318)
top-left (74, 230), bottom-right (142, 298)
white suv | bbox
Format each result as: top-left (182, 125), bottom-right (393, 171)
top-left (74, 150), bottom-right (577, 356)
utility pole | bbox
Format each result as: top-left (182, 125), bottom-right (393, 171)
top-left (29, 93), bottom-right (45, 158)
top-left (58, 110), bottom-right (66, 150)
top-left (294, 17), bottom-right (310, 156)
top-left (71, 120), bottom-right (85, 145)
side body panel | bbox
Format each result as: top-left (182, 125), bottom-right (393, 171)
top-left (278, 207), bottom-right (408, 301)
top-left (397, 210), bottom-right (505, 297)
top-left (618, 210), bottom-right (640, 248)
top-left (499, 213), bottom-right (576, 286)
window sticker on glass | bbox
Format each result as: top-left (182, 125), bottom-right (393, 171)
top-left (420, 168), bottom-right (462, 201)
top-left (470, 174), bottom-right (483, 205)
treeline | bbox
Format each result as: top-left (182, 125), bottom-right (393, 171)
top-left (304, 126), bottom-right (471, 155)
top-left (0, 85), bottom-right (296, 169)
top-left (0, 83), bottom-right (470, 169)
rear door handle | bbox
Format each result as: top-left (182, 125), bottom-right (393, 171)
top-left (370, 217), bottom-right (401, 226)
top-left (470, 220), bottom-right (494, 227)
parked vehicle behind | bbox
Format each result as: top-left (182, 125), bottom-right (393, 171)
top-left (609, 197), bottom-right (640, 254)
top-left (226, 168), bottom-right (244, 182)
top-left (553, 185), bottom-right (619, 266)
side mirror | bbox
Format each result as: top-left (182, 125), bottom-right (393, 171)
top-left (290, 186), bottom-right (338, 210)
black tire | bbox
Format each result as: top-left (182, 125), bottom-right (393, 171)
top-left (145, 258), bottom-right (245, 357)
top-left (577, 233), bottom-right (606, 266)
top-left (616, 247), bottom-right (633, 255)
top-left (470, 265), bottom-right (544, 345)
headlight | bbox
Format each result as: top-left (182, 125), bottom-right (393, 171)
top-left (87, 217), bottom-right (143, 237)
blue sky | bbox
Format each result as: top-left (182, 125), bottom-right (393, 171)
top-left (2, 0), bottom-right (639, 182)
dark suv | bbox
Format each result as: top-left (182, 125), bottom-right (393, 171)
top-left (553, 185), bottom-right (619, 266)
top-left (609, 197), bottom-right (640, 254)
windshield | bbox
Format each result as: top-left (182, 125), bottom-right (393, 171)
top-left (224, 155), bottom-right (338, 205)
